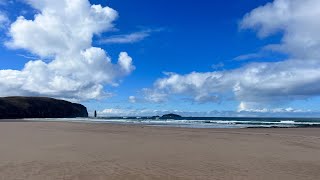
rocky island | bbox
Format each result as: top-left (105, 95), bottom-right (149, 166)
top-left (0, 96), bottom-right (88, 119)
top-left (160, 113), bottom-right (182, 119)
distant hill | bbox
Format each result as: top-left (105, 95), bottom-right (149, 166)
top-left (0, 96), bottom-right (88, 119)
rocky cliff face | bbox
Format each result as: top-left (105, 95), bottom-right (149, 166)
top-left (0, 97), bottom-right (88, 119)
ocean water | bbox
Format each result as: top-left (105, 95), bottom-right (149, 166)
top-left (26, 117), bottom-right (320, 129)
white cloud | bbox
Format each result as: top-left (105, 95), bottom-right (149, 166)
top-left (238, 102), bottom-right (309, 113)
top-left (211, 62), bottom-right (224, 70)
top-left (148, 59), bottom-right (320, 108)
top-left (98, 108), bottom-right (166, 117)
top-left (128, 96), bottom-right (136, 103)
top-left (233, 53), bottom-right (262, 61)
top-left (0, 0), bottom-right (135, 101)
top-left (143, 88), bottom-right (168, 103)
top-left (100, 31), bottom-right (150, 44)
top-left (144, 0), bottom-right (320, 110)
top-left (118, 52), bottom-right (135, 74)
top-left (0, 11), bottom-right (9, 29)
top-left (6, 1), bottom-right (118, 57)
top-left (98, 108), bottom-right (318, 117)
top-left (98, 108), bottom-right (210, 117)
top-left (241, 0), bottom-right (320, 59)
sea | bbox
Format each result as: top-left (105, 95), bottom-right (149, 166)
top-left (26, 116), bottom-right (320, 129)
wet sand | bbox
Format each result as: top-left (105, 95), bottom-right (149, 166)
top-left (0, 121), bottom-right (319, 180)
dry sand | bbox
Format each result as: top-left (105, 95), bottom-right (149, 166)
top-left (0, 122), bottom-right (320, 180)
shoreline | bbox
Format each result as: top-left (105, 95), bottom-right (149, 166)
top-left (2, 118), bottom-right (320, 129)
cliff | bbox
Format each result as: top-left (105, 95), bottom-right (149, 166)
top-left (0, 97), bottom-right (88, 119)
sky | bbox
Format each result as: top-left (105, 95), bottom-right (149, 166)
top-left (1, 0), bottom-right (320, 117)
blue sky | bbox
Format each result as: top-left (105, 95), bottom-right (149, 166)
top-left (1, 0), bottom-right (320, 117)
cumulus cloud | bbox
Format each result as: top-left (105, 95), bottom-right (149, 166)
top-left (241, 0), bottom-right (320, 59)
top-left (144, 0), bottom-right (320, 111)
top-left (118, 52), bottom-right (135, 73)
top-left (148, 58), bottom-right (320, 110)
top-left (0, 0), bottom-right (135, 101)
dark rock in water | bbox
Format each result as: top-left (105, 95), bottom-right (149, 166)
top-left (0, 96), bottom-right (88, 119)
top-left (150, 115), bottom-right (160, 119)
top-left (161, 113), bottom-right (182, 119)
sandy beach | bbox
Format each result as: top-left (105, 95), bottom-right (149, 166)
top-left (0, 122), bottom-right (319, 180)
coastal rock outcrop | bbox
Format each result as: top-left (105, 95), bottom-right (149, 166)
top-left (161, 113), bottom-right (182, 119)
top-left (0, 97), bottom-right (88, 119)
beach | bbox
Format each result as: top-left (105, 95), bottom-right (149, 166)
top-left (0, 122), bottom-right (319, 180)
